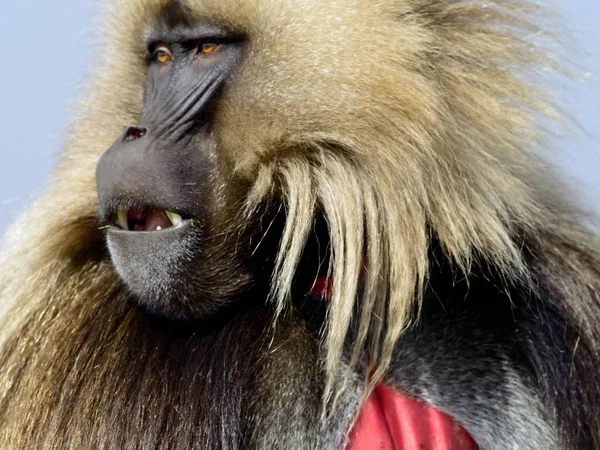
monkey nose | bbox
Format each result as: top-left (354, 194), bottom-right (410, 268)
top-left (122, 126), bottom-right (148, 143)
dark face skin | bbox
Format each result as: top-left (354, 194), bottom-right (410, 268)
top-left (96, 19), bottom-right (255, 321)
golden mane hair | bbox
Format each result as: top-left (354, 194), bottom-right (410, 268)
top-left (1, 0), bottom-right (599, 446)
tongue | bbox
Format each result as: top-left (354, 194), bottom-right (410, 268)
top-left (143, 209), bottom-right (173, 231)
top-left (127, 207), bottom-right (173, 231)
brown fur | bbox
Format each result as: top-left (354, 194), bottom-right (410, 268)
top-left (1, 0), bottom-right (599, 448)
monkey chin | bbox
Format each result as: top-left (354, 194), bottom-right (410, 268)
top-left (105, 214), bottom-right (253, 323)
top-left (106, 220), bottom-right (188, 316)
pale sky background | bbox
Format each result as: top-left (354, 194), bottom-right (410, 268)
top-left (0, 1), bottom-right (598, 233)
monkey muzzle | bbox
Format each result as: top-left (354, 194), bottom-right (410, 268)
top-left (95, 122), bottom-right (210, 243)
top-left (94, 121), bottom-right (225, 321)
top-left (94, 38), bottom-right (254, 320)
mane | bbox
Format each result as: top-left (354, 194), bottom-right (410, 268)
top-left (244, 0), bottom-right (590, 405)
top-left (0, 0), bottom-right (597, 422)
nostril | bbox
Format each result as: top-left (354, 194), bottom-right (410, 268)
top-left (123, 126), bottom-right (147, 142)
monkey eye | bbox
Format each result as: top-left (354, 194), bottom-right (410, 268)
top-left (197, 41), bottom-right (221, 57)
top-left (152, 46), bottom-right (172, 64)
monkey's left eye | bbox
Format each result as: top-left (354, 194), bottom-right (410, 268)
top-left (197, 42), bottom-right (221, 57)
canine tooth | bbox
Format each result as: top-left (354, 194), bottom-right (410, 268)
top-left (165, 210), bottom-right (183, 226)
top-left (156, 226), bottom-right (162, 231)
top-left (117, 209), bottom-right (129, 230)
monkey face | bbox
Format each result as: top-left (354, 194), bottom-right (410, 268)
top-left (91, 0), bottom-right (542, 332)
top-left (96, 17), bottom-right (258, 321)
top-left (93, 0), bottom-right (430, 322)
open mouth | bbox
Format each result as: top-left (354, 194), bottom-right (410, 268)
top-left (102, 202), bottom-right (206, 321)
top-left (109, 206), bottom-right (188, 232)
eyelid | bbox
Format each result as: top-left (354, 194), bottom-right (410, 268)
top-left (148, 43), bottom-right (172, 63)
top-left (197, 40), bottom-right (222, 57)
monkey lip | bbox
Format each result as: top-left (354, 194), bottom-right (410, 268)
top-left (104, 206), bottom-right (201, 313)
top-left (108, 206), bottom-right (193, 232)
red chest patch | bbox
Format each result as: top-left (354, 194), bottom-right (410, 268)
top-left (347, 383), bottom-right (477, 450)
top-left (311, 276), bottom-right (477, 449)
